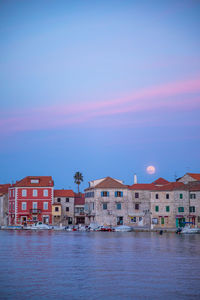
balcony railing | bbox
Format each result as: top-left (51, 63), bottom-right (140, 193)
top-left (30, 209), bottom-right (41, 214)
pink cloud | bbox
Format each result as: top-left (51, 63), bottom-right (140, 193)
top-left (1, 76), bottom-right (200, 134)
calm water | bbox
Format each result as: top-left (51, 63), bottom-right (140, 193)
top-left (0, 231), bottom-right (200, 300)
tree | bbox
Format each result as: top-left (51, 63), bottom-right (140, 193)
top-left (74, 172), bottom-right (83, 193)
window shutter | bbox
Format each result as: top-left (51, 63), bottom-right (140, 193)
top-left (115, 191), bottom-right (117, 197)
top-left (107, 192), bottom-right (109, 196)
top-left (121, 192), bottom-right (123, 197)
top-left (101, 192), bottom-right (103, 197)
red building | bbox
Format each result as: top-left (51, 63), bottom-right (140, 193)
top-left (8, 176), bottom-right (54, 225)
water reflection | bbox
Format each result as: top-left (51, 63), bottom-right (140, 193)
top-left (0, 231), bottom-right (200, 299)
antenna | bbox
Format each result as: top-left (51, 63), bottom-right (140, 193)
top-left (174, 172), bottom-right (177, 181)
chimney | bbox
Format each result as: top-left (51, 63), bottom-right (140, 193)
top-left (134, 174), bottom-right (137, 184)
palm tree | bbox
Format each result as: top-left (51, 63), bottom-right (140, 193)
top-left (74, 172), bottom-right (83, 193)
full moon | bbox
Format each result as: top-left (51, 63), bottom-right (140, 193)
top-left (146, 165), bottom-right (156, 174)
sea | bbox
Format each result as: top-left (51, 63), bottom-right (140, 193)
top-left (0, 230), bottom-right (200, 299)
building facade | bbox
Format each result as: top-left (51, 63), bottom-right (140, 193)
top-left (8, 176), bottom-right (54, 225)
top-left (85, 177), bottom-right (130, 226)
top-left (54, 190), bottom-right (75, 225)
top-left (74, 193), bottom-right (85, 225)
top-left (0, 184), bottom-right (10, 226)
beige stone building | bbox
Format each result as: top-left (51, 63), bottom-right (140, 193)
top-left (128, 178), bottom-right (169, 228)
top-left (54, 190), bottom-right (75, 225)
top-left (85, 177), bottom-right (130, 226)
top-left (150, 182), bottom-right (187, 229)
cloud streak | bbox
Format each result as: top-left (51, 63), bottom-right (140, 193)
top-left (1, 76), bottom-right (200, 134)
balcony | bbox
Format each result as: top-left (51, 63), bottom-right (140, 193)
top-left (30, 209), bottom-right (41, 214)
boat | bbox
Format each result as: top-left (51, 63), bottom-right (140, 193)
top-left (24, 222), bottom-right (51, 230)
top-left (180, 225), bottom-right (200, 234)
top-left (114, 225), bottom-right (133, 232)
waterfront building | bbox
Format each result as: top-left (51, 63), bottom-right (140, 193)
top-left (150, 182), bottom-right (186, 229)
top-left (54, 189), bottom-right (75, 225)
top-left (8, 176), bottom-right (54, 225)
top-left (74, 193), bottom-right (85, 225)
top-left (128, 183), bottom-right (156, 228)
top-left (0, 184), bottom-right (10, 226)
top-left (126, 178), bottom-right (169, 228)
top-left (85, 177), bottom-right (130, 226)
top-left (52, 203), bottom-right (62, 225)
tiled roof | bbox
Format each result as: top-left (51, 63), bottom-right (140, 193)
top-left (85, 177), bottom-right (127, 190)
top-left (187, 173), bottom-right (200, 181)
top-left (13, 176), bottom-right (54, 187)
top-left (0, 184), bottom-right (11, 194)
top-left (54, 189), bottom-right (75, 197)
top-left (153, 182), bottom-right (185, 191)
top-left (153, 178), bottom-right (169, 185)
top-left (75, 193), bottom-right (85, 205)
top-left (129, 183), bottom-right (155, 190)
top-left (186, 181), bottom-right (200, 191)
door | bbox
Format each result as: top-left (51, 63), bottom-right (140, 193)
top-left (21, 216), bottom-right (27, 225)
top-left (43, 216), bottom-right (49, 224)
top-left (117, 216), bottom-right (123, 225)
top-left (161, 217), bottom-right (165, 226)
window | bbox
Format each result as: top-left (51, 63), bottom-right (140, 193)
top-left (33, 189), bottom-right (37, 197)
top-left (155, 206), bottom-right (159, 212)
top-left (13, 202), bottom-right (15, 210)
top-left (31, 179), bottom-right (39, 184)
top-left (178, 207), bottom-right (184, 212)
top-left (43, 202), bottom-right (48, 210)
top-left (116, 203), bottom-right (121, 210)
top-left (33, 216), bottom-right (37, 222)
top-left (9, 190), bottom-right (11, 197)
top-left (166, 206), bottom-right (170, 212)
top-left (152, 218), bottom-right (158, 224)
top-left (43, 190), bottom-right (48, 197)
top-left (102, 203), bottom-right (107, 210)
top-left (33, 202), bottom-right (37, 209)
top-left (135, 203), bottom-right (139, 210)
top-left (22, 189), bottom-right (27, 197)
top-left (139, 217), bottom-right (142, 222)
top-left (198, 216), bottom-right (200, 223)
top-left (115, 191), bottom-right (123, 197)
top-left (55, 207), bottom-right (59, 212)
top-left (179, 194), bottom-right (183, 199)
top-left (85, 192), bottom-right (94, 198)
top-left (22, 202), bottom-right (27, 210)
top-left (57, 198), bottom-right (61, 203)
top-left (190, 193), bottom-right (196, 199)
top-left (155, 194), bottom-right (159, 199)
top-left (66, 198), bottom-right (69, 202)
top-left (101, 191), bottom-right (109, 197)
top-left (189, 206), bottom-right (195, 213)
top-left (161, 217), bottom-right (165, 225)
top-left (66, 207), bottom-right (69, 212)
top-left (135, 192), bottom-right (139, 198)
top-left (166, 194), bottom-right (169, 199)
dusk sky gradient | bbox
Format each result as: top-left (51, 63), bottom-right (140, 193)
top-left (0, 0), bottom-right (200, 191)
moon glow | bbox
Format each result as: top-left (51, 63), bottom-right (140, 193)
top-left (146, 165), bottom-right (156, 174)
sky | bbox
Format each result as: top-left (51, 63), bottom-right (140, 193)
top-left (0, 0), bottom-right (200, 191)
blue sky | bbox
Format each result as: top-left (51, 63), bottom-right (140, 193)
top-left (0, 0), bottom-right (200, 191)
